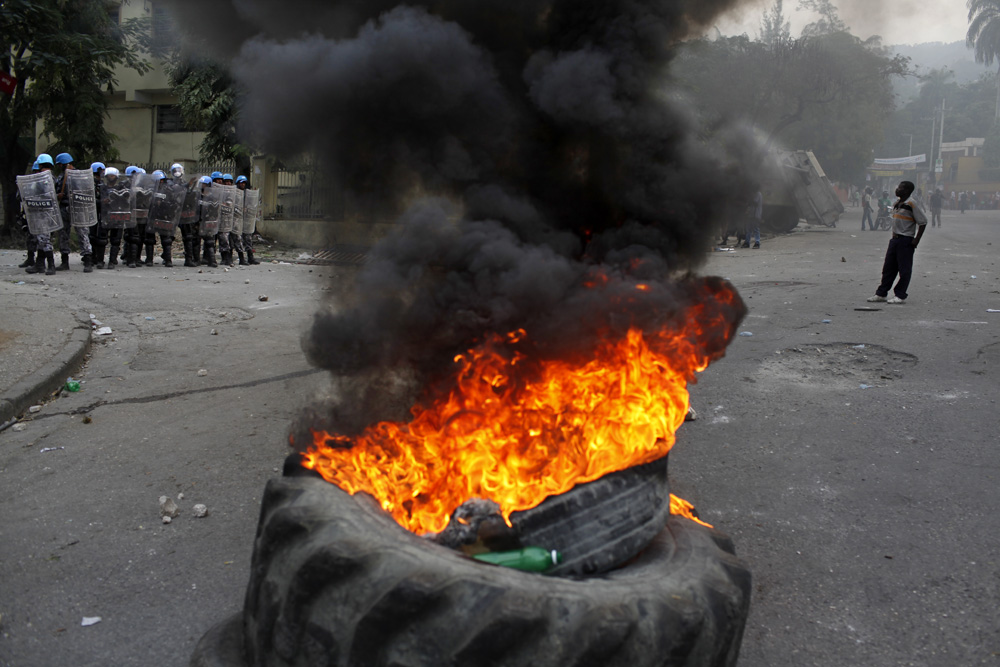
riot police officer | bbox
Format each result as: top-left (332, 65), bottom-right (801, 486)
top-left (54, 152), bottom-right (94, 272)
top-left (23, 154), bottom-right (58, 275)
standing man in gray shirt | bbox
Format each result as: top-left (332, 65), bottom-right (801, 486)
top-left (867, 180), bottom-right (927, 305)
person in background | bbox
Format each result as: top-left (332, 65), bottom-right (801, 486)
top-left (742, 184), bottom-right (762, 249)
top-left (54, 152), bottom-right (94, 272)
top-left (17, 160), bottom-right (40, 269)
top-left (861, 186), bottom-right (875, 231)
top-left (235, 175), bottom-right (260, 265)
top-left (866, 180), bottom-right (928, 305)
top-left (24, 154), bottom-right (58, 275)
top-left (929, 188), bottom-right (943, 228)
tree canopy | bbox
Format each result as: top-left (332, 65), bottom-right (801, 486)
top-left (0, 0), bottom-right (149, 237)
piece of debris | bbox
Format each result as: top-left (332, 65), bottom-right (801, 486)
top-left (852, 344), bottom-right (866, 349)
top-left (988, 309), bottom-right (1000, 313)
top-left (144, 316), bottom-right (155, 321)
top-left (197, 369), bottom-right (208, 376)
top-left (821, 319), bottom-right (831, 324)
top-left (28, 405), bottom-right (41, 413)
top-left (12, 423), bottom-right (26, 432)
top-left (192, 504), bottom-right (209, 518)
top-left (258, 295), bottom-right (268, 302)
top-left (162, 516), bottom-right (172, 524)
top-left (244, 279), bottom-right (250, 284)
top-left (93, 327), bottom-right (113, 336)
top-left (40, 447), bottom-right (65, 453)
top-left (159, 496), bottom-right (179, 518)
top-left (82, 416), bottom-right (92, 424)
top-left (81, 617), bottom-right (101, 627)
top-left (841, 257), bottom-right (846, 262)
top-left (738, 331), bottom-right (753, 337)
top-left (65, 380), bottom-right (81, 392)
top-left (685, 406), bottom-right (698, 422)
top-left (178, 493), bottom-right (184, 500)
top-left (210, 329), bottom-right (218, 335)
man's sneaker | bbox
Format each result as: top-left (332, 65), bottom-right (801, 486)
top-left (866, 295), bottom-right (887, 302)
top-left (887, 295), bottom-right (905, 304)
top-left (753, 242), bottom-right (760, 249)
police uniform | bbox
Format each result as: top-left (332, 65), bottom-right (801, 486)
top-left (54, 154), bottom-right (93, 271)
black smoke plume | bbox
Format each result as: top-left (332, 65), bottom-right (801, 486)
top-left (167, 1), bottom-right (751, 438)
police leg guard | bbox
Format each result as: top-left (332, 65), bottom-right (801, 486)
top-left (25, 253), bottom-right (45, 275)
top-left (83, 254), bottom-right (94, 273)
top-left (192, 239), bottom-right (202, 266)
top-left (93, 242), bottom-right (106, 269)
top-left (45, 251), bottom-right (57, 276)
top-left (183, 239), bottom-right (195, 267)
top-left (238, 250), bottom-right (248, 266)
top-left (161, 242), bottom-right (173, 268)
top-left (247, 248), bottom-right (260, 265)
top-left (126, 243), bottom-right (138, 269)
top-left (144, 243), bottom-right (155, 266)
top-left (107, 243), bottom-right (120, 269)
top-left (57, 252), bottom-right (70, 271)
top-left (206, 244), bottom-right (218, 268)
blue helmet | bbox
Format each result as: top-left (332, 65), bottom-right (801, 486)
top-left (235, 175), bottom-right (247, 184)
top-left (91, 162), bottom-right (106, 173)
top-left (37, 153), bottom-right (55, 166)
top-left (125, 165), bottom-right (139, 175)
top-left (31, 161), bottom-right (40, 171)
top-left (211, 171), bottom-right (223, 179)
top-left (55, 152), bottom-right (73, 165)
top-left (199, 175), bottom-right (212, 185)
top-left (151, 170), bottom-right (166, 180)
top-left (222, 173), bottom-right (233, 181)
top-left (136, 167), bottom-right (146, 174)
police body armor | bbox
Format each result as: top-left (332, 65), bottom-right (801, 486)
top-left (179, 178), bottom-right (203, 227)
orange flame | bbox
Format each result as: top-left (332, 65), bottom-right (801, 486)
top-left (302, 280), bottom-right (740, 534)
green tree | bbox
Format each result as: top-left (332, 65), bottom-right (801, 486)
top-left (759, 0), bottom-right (791, 45)
top-left (167, 57), bottom-right (252, 175)
top-left (967, 0), bottom-right (1000, 120)
top-left (1, 0), bottom-right (150, 238)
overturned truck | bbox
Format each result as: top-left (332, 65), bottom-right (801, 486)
top-left (762, 150), bottom-right (844, 233)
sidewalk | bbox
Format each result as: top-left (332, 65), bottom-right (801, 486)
top-left (0, 250), bottom-right (91, 424)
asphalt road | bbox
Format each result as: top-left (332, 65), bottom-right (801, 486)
top-left (0, 208), bottom-right (998, 666)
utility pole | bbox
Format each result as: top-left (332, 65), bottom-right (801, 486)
top-left (937, 100), bottom-right (947, 188)
top-left (929, 114), bottom-right (937, 187)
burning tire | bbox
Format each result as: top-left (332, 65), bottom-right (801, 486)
top-left (192, 476), bottom-right (751, 667)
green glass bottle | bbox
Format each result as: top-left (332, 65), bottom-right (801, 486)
top-left (473, 547), bottom-right (562, 573)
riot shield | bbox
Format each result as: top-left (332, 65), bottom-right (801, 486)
top-left (242, 189), bottom-right (260, 235)
top-left (199, 187), bottom-right (221, 237)
top-left (149, 179), bottom-right (187, 236)
top-left (132, 172), bottom-right (157, 226)
top-left (66, 169), bottom-right (98, 227)
top-left (102, 174), bottom-right (135, 229)
top-left (179, 178), bottom-right (203, 227)
top-left (218, 184), bottom-right (237, 235)
top-left (16, 171), bottom-right (62, 235)
top-left (232, 189), bottom-right (244, 231)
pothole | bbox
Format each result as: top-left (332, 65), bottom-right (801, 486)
top-left (757, 343), bottom-right (917, 390)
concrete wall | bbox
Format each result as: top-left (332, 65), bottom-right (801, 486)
top-left (256, 219), bottom-right (396, 249)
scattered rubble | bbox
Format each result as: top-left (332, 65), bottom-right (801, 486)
top-left (28, 405), bottom-right (41, 413)
top-left (258, 295), bottom-right (268, 302)
top-left (159, 496), bottom-right (179, 518)
top-left (81, 617), bottom-right (101, 627)
top-left (197, 369), bottom-right (208, 376)
top-left (192, 504), bottom-right (209, 518)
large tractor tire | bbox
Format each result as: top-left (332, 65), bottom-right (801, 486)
top-left (192, 475), bottom-right (751, 667)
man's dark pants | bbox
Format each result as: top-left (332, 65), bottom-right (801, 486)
top-left (862, 208), bottom-right (874, 230)
top-left (876, 235), bottom-right (916, 300)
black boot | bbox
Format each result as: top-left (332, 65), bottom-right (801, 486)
top-left (161, 245), bottom-right (173, 268)
top-left (18, 251), bottom-right (35, 268)
top-left (57, 252), bottom-right (70, 271)
top-left (25, 253), bottom-right (45, 274)
top-left (94, 244), bottom-right (106, 270)
top-left (182, 239), bottom-right (195, 267)
top-left (107, 244), bottom-right (119, 269)
top-left (144, 244), bottom-right (155, 266)
top-left (238, 250), bottom-right (248, 266)
top-left (45, 251), bottom-right (57, 276)
top-left (206, 245), bottom-right (218, 268)
top-left (247, 248), bottom-right (260, 265)
top-left (83, 254), bottom-right (94, 273)
top-left (126, 243), bottom-right (138, 268)
top-left (192, 240), bottom-right (202, 266)
top-left (223, 250), bottom-right (233, 267)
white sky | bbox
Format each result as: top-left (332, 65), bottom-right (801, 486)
top-left (713, 0), bottom-right (969, 46)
